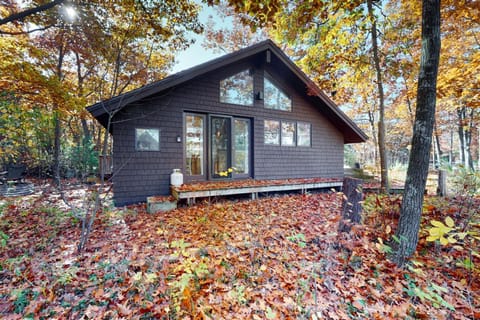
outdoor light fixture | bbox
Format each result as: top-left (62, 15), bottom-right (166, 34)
top-left (256, 91), bottom-right (264, 100)
top-left (176, 135), bottom-right (182, 143)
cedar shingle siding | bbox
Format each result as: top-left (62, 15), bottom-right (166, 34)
top-left (88, 40), bottom-right (367, 206)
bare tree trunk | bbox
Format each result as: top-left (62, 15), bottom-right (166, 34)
top-left (471, 125), bottom-right (478, 170)
top-left (53, 113), bottom-right (61, 185)
top-left (367, 0), bottom-right (389, 193)
top-left (339, 177), bottom-right (363, 233)
top-left (77, 120), bottom-right (110, 252)
top-left (53, 38), bottom-right (65, 186)
top-left (434, 122), bottom-right (442, 167)
top-left (457, 107), bottom-right (467, 167)
top-left (368, 109), bottom-right (378, 164)
top-left (392, 0), bottom-right (441, 266)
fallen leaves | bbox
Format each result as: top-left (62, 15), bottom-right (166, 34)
top-left (0, 184), bottom-right (478, 319)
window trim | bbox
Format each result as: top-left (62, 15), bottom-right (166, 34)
top-left (135, 127), bottom-right (160, 151)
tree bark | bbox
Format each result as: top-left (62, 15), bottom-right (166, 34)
top-left (53, 114), bottom-right (61, 186)
top-left (471, 124), bottom-right (479, 170)
top-left (339, 177), bottom-right (363, 233)
top-left (53, 39), bottom-right (65, 186)
top-left (437, 170), bottom-right (447, 197)
top-left (392, 0), bottom-right (441, 266)
top-left (434, 122), bottom-right (442, 168)
top-left (367, 0), bottom-right (389, 193)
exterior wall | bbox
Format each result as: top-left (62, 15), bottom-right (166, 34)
top-left (111, 59), bottom-right (344, 206)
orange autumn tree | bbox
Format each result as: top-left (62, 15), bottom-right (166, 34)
top-left (0, 0), bottom-right (203, 179)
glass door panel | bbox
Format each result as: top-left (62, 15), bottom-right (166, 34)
top-left (185, 114), bottom-right (205, 176)
top-left (211, 116), bottom-right (231, 178)
top-left (233, 119), bottom-right (250, 176)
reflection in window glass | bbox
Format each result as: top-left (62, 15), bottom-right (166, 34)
top-left (264, 120), bottom-right (280, 145)
top-left (185, 115), bottom-right (204, 175)
top-left (135, 128), bottom-right (160, 151)
top-left (220, 70), bottom-right (254, 106)
top-left (264, 76), bottom-right (292, 111)
top-left (234, 119), bottom-right (249, 174)
top-left (281, 121), bottom-right (296, 146)
top-left (297, 122), bottom-right (311, 147)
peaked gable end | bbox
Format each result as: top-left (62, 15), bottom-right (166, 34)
top-left (87, 39), bottom-right (367, 143)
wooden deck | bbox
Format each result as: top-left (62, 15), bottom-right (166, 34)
top-left (170, 178), bottom-right (343, 205)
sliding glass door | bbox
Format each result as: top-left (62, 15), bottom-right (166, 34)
top-left (185, 113), bottom-right (250, 180)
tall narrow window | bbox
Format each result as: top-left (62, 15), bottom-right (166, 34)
top-left (281, 121), bottom-right (296, 146)
top-left (233, 119), bottom-right (250, 175)
top-left (297, 122), bottom-right (311, 147)
top-left (185, 114), bottom-right (204, 176)
top-left (220, 69), bottom-right (254, 106)
top-left (264, 76), bottom-right (292, 111)
top-left (135, 128), bottom-right (160, 151)
top-left (264, 120), bottom-right (280, 145)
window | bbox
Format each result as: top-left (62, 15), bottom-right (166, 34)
top-left (220, 69), bottom-right (254, 106)
top-left (297, 122), bottom-right (311, 147)
top-left (185, 114), bottom-right (204, 176)
top-left (281, 121), bottom-right (296, 146)
top-left (264, 120), bottom-right (280, 145)
top-left (264, 76), bottom-right (292, 111)
top-left (233, 119), bottom-right (250, 175)
top-left (264, 120), bottom-right (311, 147)
top-left (135, 128), bottom-right (160, 151)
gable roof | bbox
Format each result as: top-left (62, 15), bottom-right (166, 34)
top-left (87, 39), bottom-right (367, 143)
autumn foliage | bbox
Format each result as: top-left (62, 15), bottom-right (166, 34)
top-left (1, 183), bottom-right (478, 319)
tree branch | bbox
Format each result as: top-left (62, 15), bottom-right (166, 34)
top-left (0, 24), bottom-right (56, 35)
top-left (0, 0), bottom-right (65, 26)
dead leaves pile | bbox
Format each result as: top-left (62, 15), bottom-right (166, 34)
top-left (0, 189), bottom-right (479, 319)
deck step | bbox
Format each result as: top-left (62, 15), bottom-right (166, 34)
top-left (0, 182), bottom-right (34, 197)
top-left (147, 196), bottom-right (177, 213)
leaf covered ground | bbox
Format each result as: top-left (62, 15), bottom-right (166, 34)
top-left (0, 182), bottom-right (479, 319)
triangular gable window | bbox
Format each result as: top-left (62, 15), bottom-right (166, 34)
top-left (264, 75), bottom-right (292, 111)
top-left (220, 69), bottom-right (254, 106)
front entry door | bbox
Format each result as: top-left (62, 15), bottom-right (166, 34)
top-left (210, 116), bottom-right (251, 179)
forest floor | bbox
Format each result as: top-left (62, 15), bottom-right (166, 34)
top-left (0, 180), bottom-right (479, 319)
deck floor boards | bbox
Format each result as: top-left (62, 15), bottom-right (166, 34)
top-left (171, 178), bottom-right (343, 205)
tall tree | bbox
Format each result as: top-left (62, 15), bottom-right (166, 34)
top-left (1, 0), bottom-right (202, 178)
top-left (392, 0), bottom-right (441, 265)
top-left (367, 0), bottom-right (389, 192)
top-left (202, 1), bottom-right (267, 53)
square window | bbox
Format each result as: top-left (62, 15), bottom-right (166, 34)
top-left (281, 121), bottom-right (296, 146)
top-left (135, 128), bottom-right (160, 151)
top-left (297, 122), bottom-right (311, 147)
top-left (264, 120), bottom-right (280, 145)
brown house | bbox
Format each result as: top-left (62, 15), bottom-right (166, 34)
top-left (87, 40), bottom-right (367, 206)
